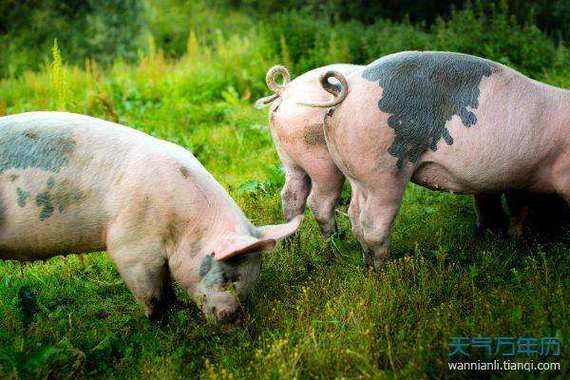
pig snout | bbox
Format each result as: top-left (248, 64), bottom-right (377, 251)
top-left (207, 305), bottom-right (242, 325)
top-left (202, 291), bottom-right (242, 325)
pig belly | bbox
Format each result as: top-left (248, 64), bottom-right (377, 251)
top-left (411, 161), bottom-right (475, 194)
top-left (411, 98), bottom-right (550, 194)
top-left (411, 146), bottom-right (543, 194)
top-left (0, 171), bottom-right (107, 260)
top-left (412, 145), bottom-right (533, 195)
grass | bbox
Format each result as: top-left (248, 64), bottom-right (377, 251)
top-left (0, 36), bottom-right (568, 380)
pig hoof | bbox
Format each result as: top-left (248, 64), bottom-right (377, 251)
top-left (507, 222), bottom-right (525, 240)
top-left (148, 309), bottom-right (169, 326)
top-left (362, 261), bottom-right (382, 273)
top-left (362, 252), bottom-right (383, 271)
top-left (372, 257), bottom-right (386, 272)
top-left (145, 298), bottom-right (173, 325)
top-left (474, 224), bottom-right (485, 239)
top-left (362, 252), bottom-right (372, 269)
top-left (321, 223), bottom-right (337, 238)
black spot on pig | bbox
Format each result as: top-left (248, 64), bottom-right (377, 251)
top-left (31, 178), bottom-right (86, 221)
top-left (362, 51), bottom-right (495, 169)
top-left (199, 255), bottom-right (213, 278)
top-left (50, 179), bottom-right (85, 214)
top-left (0, 127), bottom-right (76, 174)
top-left (36, 191), bottom-right (54, 221)
top-left (199, 255), bottom-right (239, 287)
top-left (17, 188), bottom-right (30, 207)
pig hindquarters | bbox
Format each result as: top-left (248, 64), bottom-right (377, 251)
top-left (312, 51), bottom-right (570, 268)
top-left (257, 64), bottom-right (360, 239)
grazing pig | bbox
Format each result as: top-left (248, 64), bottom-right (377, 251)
top-left (256, 64), bottom-right (361, 239)
top-left (306, 51), bottom-right (570, 268)
top-left (0, 112), bottom-right (302, 322)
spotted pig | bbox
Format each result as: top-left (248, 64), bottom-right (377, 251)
top-left (0, 112), bottom-right (302, 322)
top-left (306, 51), bottom-right (570, 268)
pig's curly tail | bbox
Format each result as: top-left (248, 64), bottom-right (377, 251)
top-left (254, 65), bottom-right (291, 109)
top-left (298, 70), bottom-right (349, 108)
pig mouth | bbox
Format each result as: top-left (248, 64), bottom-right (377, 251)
top-left (203, 304), bottom-right (242, 325)
top-left (216, 307), bottom-right (243, 325)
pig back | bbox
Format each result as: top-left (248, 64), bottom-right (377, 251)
top-left (0, 112), bottom-right (184, 259)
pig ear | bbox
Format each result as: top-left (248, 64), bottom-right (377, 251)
top-left (214, 235), bottom-right (276, 262)
top-left (257, 215), bottom-right (303, 241)
top-left (213, 216), bottom-right (303, 262)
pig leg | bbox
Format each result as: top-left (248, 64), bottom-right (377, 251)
top-left (281, 164), bottom-right (311, 221)
top-left (348, 186), bottom-right (371, 256)
top-left (358, 175), bottom-right (408, 270)
top-left (108, 243), bottom-right (173, 320)
top-left (559, 188), bottom-right (570, 207)
top-left (307, 175), bottom-right (344, 239)
top-left (554, 173), bottom-right (570, 204)
top-left (505, 191), bottom-right (530, 238)
top-left (280, 164), bottom-right (310, 249)
top-left (473, 194), bottom-right (509, 237)
top-left (280, 162), bottom-right (310, 250)
top-left (552, 160), bottom-right (570, 206)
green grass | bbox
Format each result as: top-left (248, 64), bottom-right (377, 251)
top-left (0, 35), bottom-right (568, 380)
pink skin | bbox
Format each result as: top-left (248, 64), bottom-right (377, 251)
top-left (258, 64), bottom-right (516, 243)
top-left (258, 64), bottom-right (361, 239)
top-left (0, 112), bottom-right (302, 322)
top-left (317, 52), bottom-right (570, 268)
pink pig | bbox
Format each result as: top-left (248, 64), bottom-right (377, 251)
top-left (256, 64), bottom-right (553, 247)
top-left (256, 64), bottom-right (361, 239)
top-left (0, 112), bottom-right (302, 322)
top-left (305, 51), bottom-right (570, 268)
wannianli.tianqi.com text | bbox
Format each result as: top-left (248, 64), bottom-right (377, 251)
top-left (448, 360), bottom-right (561, 371)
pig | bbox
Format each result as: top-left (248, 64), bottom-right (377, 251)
top-left (0, 112), bottom-right (302, 322)
top-left (255, 64), bottom-right (361, 239)
top-left (255, 64), bottom-right (549, 247)
top-left (304, 51), bottom-right (570, 268)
